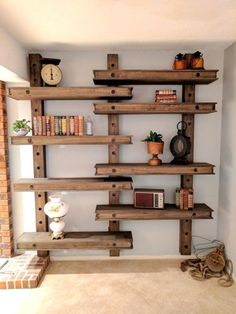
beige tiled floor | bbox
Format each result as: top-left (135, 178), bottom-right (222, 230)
top-left (0, 258), bottom-right (235, 314)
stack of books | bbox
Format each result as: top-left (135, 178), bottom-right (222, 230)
top-left (175, 188), bottom-right (194, 210)
top-left (32, 115), bottom-right (84, 136)
top-left (155, 89), bottom-right (177, 104)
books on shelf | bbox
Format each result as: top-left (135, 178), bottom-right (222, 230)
top-left (175, 188), bottom-right (194, 210)
top-left (155, 89), bottom-right (177, 104)
top-left (32, 115), bottom-right (84, 136)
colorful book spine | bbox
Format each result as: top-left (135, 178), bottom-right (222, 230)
top-left (50, 116), bottom-right (55, 136)
top-left (45, 115), bottom-right (51, 136)
top-left (69, 116), bottom-right (75, 135)
top-left (66, 116), bottom-right (70, 135)
top-left (177, 187), bottom-right (194, 210)
top-left (42, 116), bottom-right (46, 136)
top-left (33, 116), bottom-right (38, 135)
top-left (54, 116), bottom-right (59, 135)
top-left (74, 116), bottom-right (79, 136)
top-left (78, 115), bottom-right (84, 136)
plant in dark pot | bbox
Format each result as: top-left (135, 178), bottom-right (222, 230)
top-left (191, 51), bottom-right (204, 69)
top-left (173, 53), bottom-right (186, 70)
top-left (142, 131), bottom-right (164, 166)
top-left (12, 119), bottom-right (31, 136)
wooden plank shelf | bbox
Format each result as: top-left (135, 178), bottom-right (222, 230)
top-left (96, 204), bottom-right (213, 220)
top-left (95, 163), bottom-right (215, 176)
top-left (17, 231), bottom-right (133, 250)
top-left (93, 70), bottom-right (218, 85)
top-left (11, 135), bottom-right (133, 145)
top-left (7, 86), bottom-right (133, 100)
top-left (13, 177), bottom-right (133, 192)
top-left (94, 102), bottom-right (216, 114)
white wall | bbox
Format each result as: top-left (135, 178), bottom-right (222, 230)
top-left (0, 26), bottom-right (27, 80)
top-left (218, 42), bottom-right (236, 276)
top-left (17, 49), bottom-right (221, 258)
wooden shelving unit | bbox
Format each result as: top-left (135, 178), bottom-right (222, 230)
top-left (94, 102), bottom-right (216, 114)
top-left (8, 86), bottom-right (133, 100)
top-left (11, 135), bottom-right (132, 145)
top-left (13, 177), bottom-right (133, 192)
top-left (93, 69), bottom-right (218, 85)
top-left (95, 163), bottom-right (215, 176)
top-left (96, 204), bottom-right (213, 220)
top-left (17, 231), bottom-right (133, 250)
top-left (9, 53), bottom-right (218, 257)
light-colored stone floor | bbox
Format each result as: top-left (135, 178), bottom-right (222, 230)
top-left (0, 258), bottom-right (235, 314)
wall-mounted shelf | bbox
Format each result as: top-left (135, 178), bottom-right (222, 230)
top-left (96, 203), bottom-right (213, 220)
top-left (17, 231), bottom-right (133, 250)
top-left (11, 135), bottom-right (133, 145)
top-left (94, 103), bottom-right (216, 114)
top-left (95, 163), bottom-right (215, 176)
top-left (13, 177), bottom-right (133, 192)
top-left (93, 69), bottom-right (218, 85)
top-left (7, 86), bottom-right (133, 100)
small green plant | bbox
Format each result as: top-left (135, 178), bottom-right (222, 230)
top-left (142, 131), bottom-right (164, 143)
top-left (12, 119), bottom-right (31, 132)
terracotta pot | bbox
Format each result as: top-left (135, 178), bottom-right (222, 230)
top-left (173, 60), bottom-right (187, 70)
top-left (147, 142), bottom-right (164, 166)
top-left (191, 58), bottom-right (204, 69)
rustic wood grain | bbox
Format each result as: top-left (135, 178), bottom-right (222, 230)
top-left (7, 87), bottom-right (133, 100)
top-left (94, 103), bottom-right (216, 114)
top-left (13, 177), bottom-right (133, 192)
top-left (11, 135), bottom-right (133, 145)
top-left (17, 231), bottom-right (133, 250)
top-left (95, 204), bottom-right (213, 220)
top-left (95, 163), bottom-right (215, 175)
top-left (29, 53), bottom-right (48, 257)
top-left (93, 69), bottom-right (218, 85)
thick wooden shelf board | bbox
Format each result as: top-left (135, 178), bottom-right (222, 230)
top-left (95, 163), bottom-right (215, 175)
top-left (7, 87), bottom-right (133, 100)
top-left (93, 70), bottom-right (218, 85)
top-left (13, 177), bottom-right (133, 191)
top-left (11, 135), bottom-right (133, 145)
top-left (17, 231), bottom-right (133, 250)
top-left (94, 103), bottom-right (216, 114)
top-left (96, 203), bottom-right (213, 220)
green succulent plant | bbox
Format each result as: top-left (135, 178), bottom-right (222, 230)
top-left (142, 131), bottom-right (164, 143)
top-left (12, 119), bottom-right (31, 132)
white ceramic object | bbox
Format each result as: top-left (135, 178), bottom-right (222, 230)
top-left (14, 128), bottom-right (29, 136)
top-left (44, 195), bottom-right (69, 239)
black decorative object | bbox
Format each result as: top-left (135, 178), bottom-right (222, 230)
top-left (170, 121), bottom-right (191, 164)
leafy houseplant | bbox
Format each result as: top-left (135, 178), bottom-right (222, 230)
top-left (12, 119), bottom-right (31, 136)
top-left (142, 131), bottom-right (164, 166)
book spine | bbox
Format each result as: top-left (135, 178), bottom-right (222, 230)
top-left (45, 115), bottom-right (51, 136)
top-left (37, 116), bottom-right (42, 136)
top-left (78, 115), bottom-right (84, 136)
top-left (66, 116), bottom-right (70, 136)
top-left (180, 188), bottom-right (184, 210)
top-left (156, 89), bottom-right (176, 95)
top-left (58, 116), bottom-right (62, 135)
top-left (188, 189), bottom-right (194, 210)
top-left (175, 188), bottom-right (180, 208)
top-left (69, 116), bottom-right (75, 135)
top-left (42, 116), bottom-right (46, 136)
top-left (61, 116), bottom-right (67, 136)
top-left (183, 188), bottom-right (189, 210)
top-left (50, 116), bottom-right (55, 136)
top-left (54, 116), bottom-right (59, 136)
top-left (33, 116), bottom-right (38, 136)
top-left (74, 116), bottom-right (79, 136)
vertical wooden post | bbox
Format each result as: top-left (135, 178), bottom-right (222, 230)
top-left (179, 84), bottom-right (195, 255)
top-left (29, 54), bottom-right (48, 257)
top-left (107, 54), bottom-right (120, 256)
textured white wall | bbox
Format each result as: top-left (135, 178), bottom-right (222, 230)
top-left (218, 42), bottom-right (236, 276)
top-left (9, 49), bottom-right (224, 257)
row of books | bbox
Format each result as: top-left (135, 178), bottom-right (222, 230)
top-left (155, 89), bottom-right (177, 104)
top-left (32, 115), bottom-right (84, 136)
top-left (175, 188), bottom-right (194, 210)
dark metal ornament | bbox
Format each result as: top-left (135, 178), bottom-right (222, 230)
top-left (170, 121), bottom-right (191, 164)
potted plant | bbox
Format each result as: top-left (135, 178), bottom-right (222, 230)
top-left (173, 53), bottom-right (187, 70)
top-left (191, 51), bottom-right (204, 69)
top-left (142, 131), bottom-right (164, 166)
top-left (12, 119), bottom-right (31, 136)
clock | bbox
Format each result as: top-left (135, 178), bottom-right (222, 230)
top-left (41, 64), bottom-right (62, 86)
top-left (170, 121), bottom-right (191, 164)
